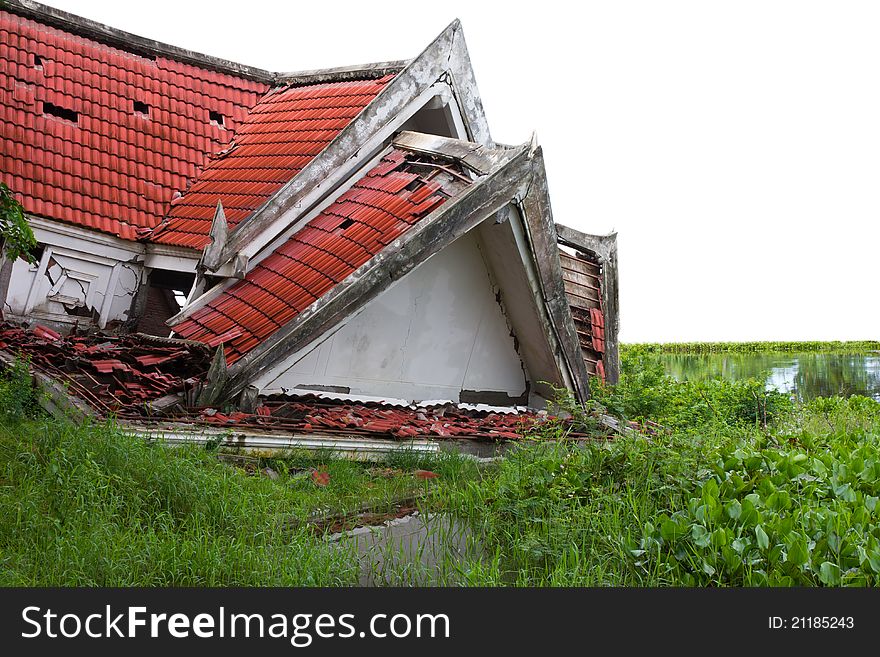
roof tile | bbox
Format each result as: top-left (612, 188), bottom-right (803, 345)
top-left (0, 9), bottom-right (270, 240)
top-left (149, 75), bottom-right (393, 248)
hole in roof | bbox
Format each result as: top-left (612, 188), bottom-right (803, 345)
top-left (338, 219), bottom-right (355, 230)
top-left (33, 54), bottom-right (43, 68)
top-left (209, 110), bottom-right (225, 126)
top-left (404, 179), bottom-right (423, 192)
top-left (43, 102), bottom-right (78, 123)
top-left (133, 100), bottom-right (150, 115)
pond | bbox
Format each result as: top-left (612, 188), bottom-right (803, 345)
top-left (659, 351), bottom-right (880, 402)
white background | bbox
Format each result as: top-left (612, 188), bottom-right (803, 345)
top-left (35, 1), bottom-right (880, 342)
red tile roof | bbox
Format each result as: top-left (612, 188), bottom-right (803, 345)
top-left (148, 75), bottom-right (394, 249)
top-left (172, 148), bottom-right (457, 362)
top-left (0, 9), bottom-right (270, 240)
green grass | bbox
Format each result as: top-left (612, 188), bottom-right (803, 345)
top-left (0, 360), bottom-right (480, 585)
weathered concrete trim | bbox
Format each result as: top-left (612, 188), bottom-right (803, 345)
top-left (97, 263), bottom-right (122, 328)
top-left (392, 130), bottom-right (507, 174)
top-left (444, 21), bottom-right (491, 145)
top-left (517, 151), bottom-right (593, 403)
top-left (483, 207), bottom-right (576, 400)
top-left (127, 425), bottom-right (439, 460)
top-left (143, 242), bottom-right (199, 259)
top-left (223, 144), bottom-right (533, 398)
top-left (199, 201), bottom-right (228, 272)
top-left (23, 245), bottom-right (51, 315)
top-left (27, 215), bottom-right (144, 254)
top-left (215, 19), bottom-right (491, 270)
top-left (142, 252), bottom-right (198, 274)
top-left (275, 60), bottom-right (410, 86)
top-left (555, 224), bottom-right (620, 384)
top-left (0, 251), bottom-right (13, 318)
top-left (556, 224), bottom-right (616, 262)
top-left (4, 0), bottom-right (275, 83)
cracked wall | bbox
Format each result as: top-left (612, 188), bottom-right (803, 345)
top-left (3, 224), bottom-right (147, 330)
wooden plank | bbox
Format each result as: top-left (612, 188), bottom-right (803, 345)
top-left (563, 284), bottom-right (600, 306)
top-left (558, 253), bottom-right (600, 277)
top-left (561, 266), bottom-right (601, 286)
top-left (563, 277), bottom-right (601, 295)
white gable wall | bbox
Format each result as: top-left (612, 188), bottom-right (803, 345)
top-left (252, 232), bottom-right (527, 403)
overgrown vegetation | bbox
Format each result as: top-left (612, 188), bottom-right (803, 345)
top-left (430, 349), bottom-right (880, 585)
top-left (1, 343), bottom-right (878, 586)
top-left (0, 363), bottom-right (477, 585)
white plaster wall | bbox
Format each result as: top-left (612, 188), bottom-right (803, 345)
top-left (254, 233), bottom-right (527, 403)
top-left (4, 222), bottom-right (144, 327)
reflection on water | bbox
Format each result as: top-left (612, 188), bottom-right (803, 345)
top-left (659, 352), bottom-right (880, 402)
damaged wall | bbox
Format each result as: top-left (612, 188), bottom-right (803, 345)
top-left (4, 221), bottom-right (144, 328)
top-left (2, 218), bottom-right (198, 332)
top-left (253, 232), bottom-right (527, 403)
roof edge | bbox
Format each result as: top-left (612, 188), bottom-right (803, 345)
top-left (275, 60), bottom-right (410, 86)
top-left (3, 0), bottom-right (276, 83)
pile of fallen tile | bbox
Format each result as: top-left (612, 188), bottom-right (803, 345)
top-left (195, 393), bottom-right (557, 442)
top-left (0, 324), bottom-right (211, 413)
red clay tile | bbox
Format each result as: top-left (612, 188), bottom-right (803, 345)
top-left (1, 9), bottom-right (269, 240)
top-left (150, 75), bottom-right (393, 248)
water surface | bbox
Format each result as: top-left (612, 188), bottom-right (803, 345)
top-left (659, 351), bottom-right (880, 401)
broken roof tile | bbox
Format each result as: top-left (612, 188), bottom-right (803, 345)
top-left (0, 324), bottom-right (211, 412)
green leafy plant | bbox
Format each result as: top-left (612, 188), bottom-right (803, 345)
top-left (0, 182), bottom-right (37, 264)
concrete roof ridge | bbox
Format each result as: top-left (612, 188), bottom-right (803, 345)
top-left (275, 61), bottom-right (411, 86)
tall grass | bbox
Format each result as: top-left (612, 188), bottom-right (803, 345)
top-left (0, 361), bottom-right (361, 585)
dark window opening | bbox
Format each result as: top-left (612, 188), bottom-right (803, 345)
top-left (29, 244), bottom-right (45, 264)
top-left (338, 218), bottom-right (354, 230)
top-left (133, 100), bottom-right (150, 115)
top-left (209, 110), bottom-right (224, 126)
top-left (43, 102), bottom-right (78, 123)
top-left (33, 54), bottom-right (43, 68)
top-left (137, 270), bottom-right (196, 336)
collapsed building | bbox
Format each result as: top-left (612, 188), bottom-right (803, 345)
top-left (0, 0), bottom-right (620, 455)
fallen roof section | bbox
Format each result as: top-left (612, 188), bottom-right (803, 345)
top-left (0, 323), bottom-right (212, 414)
top-left (167, 131), bottom-right (591, 405)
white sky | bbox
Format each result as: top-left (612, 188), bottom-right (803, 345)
top-left (37, 1), bottom-right (880, 342)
